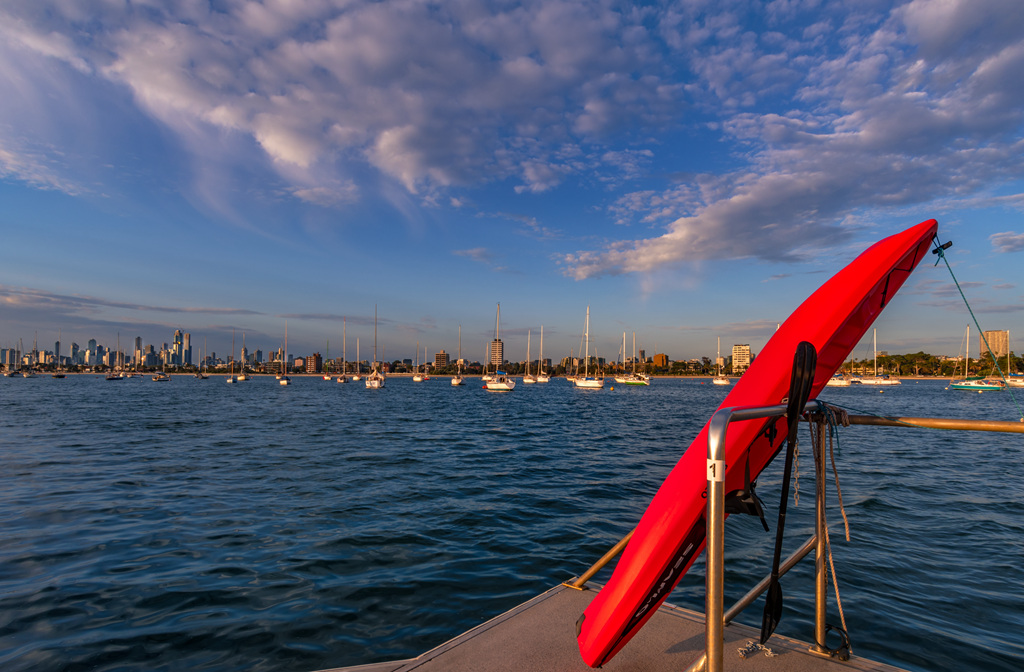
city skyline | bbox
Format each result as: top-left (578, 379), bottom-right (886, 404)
top-left (4, 322), bottom-right (1019, 372)
top-left (2, 2), bottom-right (1024, 361)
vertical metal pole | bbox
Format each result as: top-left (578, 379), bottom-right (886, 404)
top-left (705, 410), bottom-right (729, 672)
top-left (813, 417), bottom-right (828, 653)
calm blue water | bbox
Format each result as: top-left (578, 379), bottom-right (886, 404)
top-left (1, 375), bottom-right (1022, 671)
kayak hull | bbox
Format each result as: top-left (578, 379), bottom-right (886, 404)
top-left (577, 219), bottom-right (939, 667)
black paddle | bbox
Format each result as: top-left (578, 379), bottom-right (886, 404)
top-left (760, 341), bottom-right (817, 645)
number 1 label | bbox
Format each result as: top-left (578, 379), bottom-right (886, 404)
top-left (707, 459), bottom-right (725, 482)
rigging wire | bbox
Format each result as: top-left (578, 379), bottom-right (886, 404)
top-left (932, 236), bottom-right (1024, 421)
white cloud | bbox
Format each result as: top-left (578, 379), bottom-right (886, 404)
top-left (991, 232), bottom-right (1024, 253)
top-left (563, 0), bottom-right (1024, 278)
top-left (0, 0), bottom-right (685, 206)
top-left (2, 0), bottom-right (1023, 274)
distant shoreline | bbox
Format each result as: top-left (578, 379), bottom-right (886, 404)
top-left (22, 372), bottom-right (958, 381)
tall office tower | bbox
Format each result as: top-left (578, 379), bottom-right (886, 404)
top-left (489, 339), bottom-right (503, 368)
top-left (71, 343), bottom-right (80, 363)
top-left (88, 339), bottom-right (97, 359)
top-left (172, 330), bottom-right (183, 365)
top-left (434, 350), bottom-right (450, 367)
top-left (639, 349), bottom-right (646, 363)
top-left (54, 339), bottom-right (60, 365)
top-left (732, 344), bottom-right (752, 373)
top-left (981, 330), bottom-right (1009, 359)
top-left (183, 332), bottom-right (192, 366)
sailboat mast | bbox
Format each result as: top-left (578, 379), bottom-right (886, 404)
top-left (374, 305), bottom-right (378, 369)
top-left (584, 306), bottom-right (590, 377)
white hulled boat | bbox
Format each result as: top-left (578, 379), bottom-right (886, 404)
top-left (483, 303), bottom-right (515, 391)
top-left (948, 324), bottom-right (1004, 391)
top-left (535, 326), bottom-right (550, 383)
top-left (337, 318), bottom-right (349, 383)
top-left (366, 306), bottom-right (385, 389)
top-left (522, 330), bottom-right (537, 384)
top-left (451, 325), bottom-right (465, 386)
top-left (573, 306), bottom-right (604, 389)
top-left (858, 328), bottom-right (902, 385)
top-left (712, 336), bottom-right (730, 385)
top-left (279, 322), bottom-right (291, 385)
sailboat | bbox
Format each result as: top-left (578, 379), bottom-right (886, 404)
top-left (712, 336), bottom-right (730, 385)
top-left (536, 326), bottom-right (550, 383)
top-left (623, 332), bottom-right (650, 385)
top-left (323, 339), bottom-right (333, 380)
top-left (451, 325), bottom-right (465, 386)
top-left (152, 347), bottom-right (170, 381)
top-left (279, 322), bottom-right (291, 385)
top-left (574, 306), bottom-right (604, 389)
top-left (236, 332), bottom-right (250, 381)
top-left (352, 338), bottom-right (362, 381)
top-left (481, 343), bottom-right (493, 383)
top-left (337, 319), bottom-right (349, 383)
top-left (365, 306), bottom-right (385, 388)
top-left (194, 343), bottom-right (208, 379)
top-left (614, 333), bottom-right (629, 384)
top-left (413, 341), bottom-right (427, 382)
top-left (107, 333), bottom-right (124, 380)
top-left (522, 330), bottom-right (537, 383)
top-left (1007, 330), bottom-right (1023, 388)
top-left (948, 324), bottom-right (1004, 391)
top-left (858, 328), bottom-right (901, 385)
top-left (483, 303), bottom-right (515, 391)
top-left (227, 329), bottom-right (237, 383)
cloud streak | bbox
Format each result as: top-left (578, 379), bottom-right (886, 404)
top-left (0, 1), bottom-right (680, 206)
top-left (1, 0), bottom-right (1022, 284)
top-left (563, 0), bottom-right (1024, 278)
top-left (0, 286), bottom-right (263, 317)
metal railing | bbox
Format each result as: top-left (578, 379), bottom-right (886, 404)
top-left (569, 403), bottom-right (1024, 671)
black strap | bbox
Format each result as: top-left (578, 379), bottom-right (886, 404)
top-left (760, 341), bottom-right (817, 645)
top-left (724, 449), bottom-right (769, 532)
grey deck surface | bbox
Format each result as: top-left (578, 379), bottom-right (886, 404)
top-left (317, 583), bottom-right (906, 672)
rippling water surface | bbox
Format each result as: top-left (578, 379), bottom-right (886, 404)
top-left (1, 375), bottom-right (1022, 671)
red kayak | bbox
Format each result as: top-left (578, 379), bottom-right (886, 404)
top-left (577, 219), bottom-right (939, 667)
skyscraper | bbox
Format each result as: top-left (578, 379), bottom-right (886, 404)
top-left (732, 344), bottom-right (752, 373)
top-left (981, 330), bottom-right (1009, 359)
top-left (489, 339), bottom-right (503, 368)
top-left (183, 332), bottom-right (192, 366)
top-left (172, 330), bottom-right (184, 366)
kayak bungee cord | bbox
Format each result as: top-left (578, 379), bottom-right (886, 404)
top-left (932, 237), bottom-right (1024, 421)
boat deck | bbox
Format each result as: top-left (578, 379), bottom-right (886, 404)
top-left (317, 582), bottom-right (905, 672)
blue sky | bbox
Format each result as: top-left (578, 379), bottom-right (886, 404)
top-left (2, 0), bottom-right (1024, 364)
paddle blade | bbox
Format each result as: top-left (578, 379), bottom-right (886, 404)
top-left (760, 579), bottom-right (783, 644)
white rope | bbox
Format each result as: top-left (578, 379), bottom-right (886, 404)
top-left (811, 410), bottom-right (852, 654)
